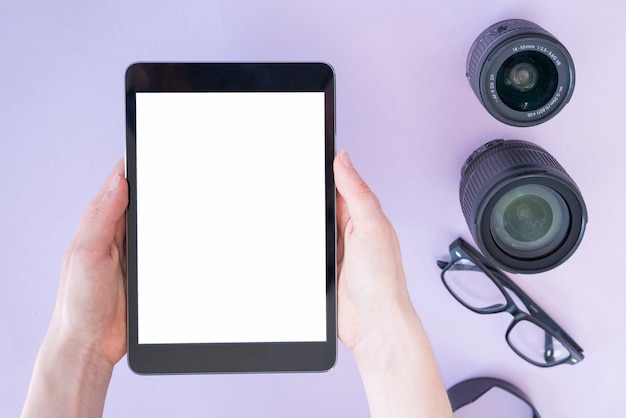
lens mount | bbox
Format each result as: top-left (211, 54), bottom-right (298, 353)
top-left (460, 139), bottom-right (587, 274)
top-left (466, 19), bottom-right (575, 127)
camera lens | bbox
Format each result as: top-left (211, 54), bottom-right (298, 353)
top-left (490, 184), bottom-right (569, 256)
top-left (460, 140), bottom-right (587, 273)
top-left (498, 52), bottom-right (558, 111)
top-left (466, 19), bottom-right (575, 126)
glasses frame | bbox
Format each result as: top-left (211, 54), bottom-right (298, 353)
top-left (437, 238), bottom-right (584, 367)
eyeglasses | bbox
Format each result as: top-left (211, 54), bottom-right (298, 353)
top-left (437, 238), bottom-right (584, 367)
top-left (448, 377), bottom-right (541, 417)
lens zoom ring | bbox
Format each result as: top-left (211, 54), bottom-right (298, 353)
top-left (466, 19), bottom-right (553, 101)
top-left (459, 140), bottom-right (567, 226)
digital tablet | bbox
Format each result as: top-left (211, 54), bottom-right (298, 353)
top-left (125, 63), bottom-right (336, 374)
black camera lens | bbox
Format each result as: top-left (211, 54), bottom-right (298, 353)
top-left (466, 19), bottom-right (575, 126)
top-left (460, 139), bottom-right (587, 273)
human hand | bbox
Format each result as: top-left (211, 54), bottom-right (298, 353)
top-left (334, 150), bottom-right (453, 418)
top-left (334, 150), bottom-right (413, 352)
top-left (51, 158), bottom-right (129, 367)
top-left (22, 159), bottom-right (129, 418)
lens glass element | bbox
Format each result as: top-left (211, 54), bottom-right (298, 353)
top-left (507, 62), bottom-right (537, 92)
top-left (496, 51), bottom-right (558, 111)
top-left (490, 184), bottom-right (569, 256)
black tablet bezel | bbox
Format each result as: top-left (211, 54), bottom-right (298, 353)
top-left (125, 62), bottom-right (336, 374)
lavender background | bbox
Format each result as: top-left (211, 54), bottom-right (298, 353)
top-left (2, 1), bottom-right (625, 417)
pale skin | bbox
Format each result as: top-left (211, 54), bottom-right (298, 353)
top-left (21, 152), bottom-right (453, 418)
top-left (334, 150), bottom-right (453, 417)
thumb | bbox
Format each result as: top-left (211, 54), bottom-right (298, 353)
top-left (76, 159), bottom-right (129, 253)
top-left (334, 150), bottom-right (384, 229)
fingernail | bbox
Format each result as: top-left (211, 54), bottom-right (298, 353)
top-left (339, 150), bottom-right (353, 168)
top-left (107, 173), bottom-right (121, 192)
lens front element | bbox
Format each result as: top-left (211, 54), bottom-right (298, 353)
top-left (497, 51), bottom-right (558, 111)
top-left (490, 184), bottom-right (569, 257)
top-left (508, 63), bottom-right (537, 92)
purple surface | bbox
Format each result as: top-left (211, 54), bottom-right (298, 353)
top-left (2, 1), bottom-right (625, 416)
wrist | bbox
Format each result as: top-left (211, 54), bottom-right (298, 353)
top-left (45, 313), bottom-right (117, 374)
top-left (43, 327), bottom-right (115, 378)
top-left (351, 299), bottom-right (423, 369)
top-left (21, 325), bottom-right (114, 418)
top-left (351, 300), bottom-right (453, 418)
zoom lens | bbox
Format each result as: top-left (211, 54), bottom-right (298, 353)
top-left (460, 140), bottom-right (587, 273)
top-left (466, 19), bottom-right (575, 126)
top-left (491, 184), bottom-right (569, 255)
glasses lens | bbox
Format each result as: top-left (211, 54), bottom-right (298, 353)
top-left (507, 318), bottom-right (571, 365)
top-left (444, 259), bottom-right (507, 312)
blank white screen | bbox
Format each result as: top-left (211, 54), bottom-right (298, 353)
top-left (135, 92), bottom-right (327, 344)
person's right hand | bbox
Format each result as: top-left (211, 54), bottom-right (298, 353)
top-left (334, 150), bottom-right (453, 418)
top-left (21, 159), bottom-right (128, 418)
top-left (334, 150), bottom-right (414, 352)
top-left (53, 158), bottom-right (129, 368)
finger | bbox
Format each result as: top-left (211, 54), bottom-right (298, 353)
top-left (113, 202), bottom-right (127, 269)
top-left (76, 158), bottom-right (129, 254)
top-left (333, 150), bottom-right (384, 226)
top-left (335, 190), bottom-right (347, 265)
top-left (335, 187), bottom-right (350, 237)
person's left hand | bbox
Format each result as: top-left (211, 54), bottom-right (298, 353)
top-left (50, 158), bottom-right (128, 367)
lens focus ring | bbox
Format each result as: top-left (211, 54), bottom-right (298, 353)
top-left (460, 139), bottom-right (565, 227)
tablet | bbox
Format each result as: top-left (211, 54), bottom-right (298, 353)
top-left (125, 63), bottom-right (336, 374)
